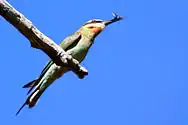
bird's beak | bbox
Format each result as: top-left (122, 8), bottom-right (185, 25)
top-left (103, 13), bottom-right (123, 26)
top-left (103, 20), bottom-right (114, 26)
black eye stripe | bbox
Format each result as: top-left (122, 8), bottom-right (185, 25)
top-left (83, 19), bottom-right (103, 26)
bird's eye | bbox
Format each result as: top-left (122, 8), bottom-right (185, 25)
top-left (88, 26), bottom-right (94, 29)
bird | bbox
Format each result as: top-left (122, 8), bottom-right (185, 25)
top-left (16, 13), bottom-right (123, 115)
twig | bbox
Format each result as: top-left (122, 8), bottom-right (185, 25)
top-left (0, 0), bottom-right (88, 79)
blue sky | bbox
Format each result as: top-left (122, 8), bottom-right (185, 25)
top-left (0, 0), bottom-right (187, 124)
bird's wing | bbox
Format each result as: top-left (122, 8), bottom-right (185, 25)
top-left (59, 32), bottom-right (82, 51)
top-left (40, 32), bottom-right (82, 76)
top-left (23, 32), bottom-right (82, 94)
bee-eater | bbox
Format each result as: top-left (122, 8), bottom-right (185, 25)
top-left (16, 13), bottom-right (123, 115)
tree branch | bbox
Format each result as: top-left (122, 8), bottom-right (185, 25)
top-left (0, 0), bottom-right (88, 79)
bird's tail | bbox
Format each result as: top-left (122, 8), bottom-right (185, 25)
top-left (16, 81), bottom-right (46, 116)
top-left (22, 79), bottom-right (38, 88)
top-left (22, 79), bottom-right (38, 95)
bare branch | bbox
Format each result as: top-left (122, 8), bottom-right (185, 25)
top-left (0, 0), bottom-right (88, 79)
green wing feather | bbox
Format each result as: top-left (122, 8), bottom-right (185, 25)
top-left (59, 32), bottom-right (81, 51)
top-left (24, 32), bottom-right (82, 94)
top-left (40, 32), bottom-right (81, 76)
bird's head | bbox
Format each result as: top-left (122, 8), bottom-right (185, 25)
top-left (79, 13), bottom-right (123, 39)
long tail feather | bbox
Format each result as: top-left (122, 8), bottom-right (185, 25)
top-left (16, 85), bottom-right (41, 116)
top-left (16, 101), bottom-right (27, 116)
